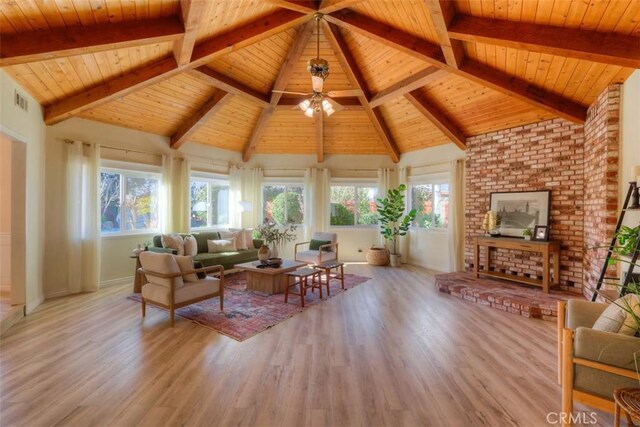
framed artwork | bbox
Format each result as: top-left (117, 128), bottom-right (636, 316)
top-left (533, 225), bottom-right (549, 241)
top-left (489, 190), bottom-right (551, 237)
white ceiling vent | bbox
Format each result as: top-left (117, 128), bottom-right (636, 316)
top-left (14, 90), bottom-right (28, 112)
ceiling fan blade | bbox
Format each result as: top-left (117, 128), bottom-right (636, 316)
top-left (326, 89), bottom-right (363, 97)
top-left (272, 90), bottom-right (311, 96)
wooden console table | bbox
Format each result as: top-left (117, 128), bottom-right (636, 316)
top-left (473, 236), bottom-right (561, 293)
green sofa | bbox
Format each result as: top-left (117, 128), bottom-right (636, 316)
top-left (149, 232), bottom-right (263, 271)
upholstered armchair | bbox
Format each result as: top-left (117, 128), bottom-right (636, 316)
top-left (138, 251), bottom-right (224, 327)
top-left (558, 300), bottom-right (640, 425)
top-left (295, 232), bottom-right (339, 265)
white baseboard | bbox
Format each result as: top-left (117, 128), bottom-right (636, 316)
top-left (44, 289), bottom-right (70, 299)
top-left (26, 295), bottom-right (44, 315)
top-left (100, 276), bottom-right (134, 288)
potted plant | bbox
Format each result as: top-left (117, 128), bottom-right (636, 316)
top-left (482, 211), bottom-right (502, 236)
top-left (376, 184), bottom-right (417, 267)
top-left (523, 228), bottom-right (532, 240)
top-left (255, 221), bottom-right (298, 258)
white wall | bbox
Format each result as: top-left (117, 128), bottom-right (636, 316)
top-left (0, 70), bottom-right (46, 313)
top-left (619, 70), bottom-right (640, 282)
top-left (0, 134), bottom-right (10, 290)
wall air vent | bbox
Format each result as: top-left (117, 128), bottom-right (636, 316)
top-left (14, 90), bottom-right (28, 112)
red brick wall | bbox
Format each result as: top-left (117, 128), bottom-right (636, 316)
top-left (583, 85), bottom-right (620, 300)
top-left (464, 85), bottom-right (620, 297)
top-left (465, 119), bottom-right (586, 292)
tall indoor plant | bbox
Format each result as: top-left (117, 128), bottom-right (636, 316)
top-left (376, 184), bottom-right (417, 267)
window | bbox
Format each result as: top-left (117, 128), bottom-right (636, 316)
top-left (100, 168), bottom-right (160, 234)
top-left (410, 181), bottom-right (449, 229)
top-left (190, 176), bottom-right (230, 229)
top-left (262, 184), bottom-right (304, 224)
top-left (330, 185), bottom-right (378, 226)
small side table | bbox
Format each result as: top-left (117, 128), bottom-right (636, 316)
top-left (130, 254), bottom-right (143, 293)
top-left (285, 268), bottom-right (321, 307)
top-left (314, 260), bottom-right (345, 296)
top-left (614, 388), bottom-right (640, 427)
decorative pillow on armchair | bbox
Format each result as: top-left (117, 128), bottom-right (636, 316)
top-left (310, 239), bottom-right (332, 252)
top-left (174, 255), bottom-right (198, 282)
top-left (593, 294), bottom-right (640, 335)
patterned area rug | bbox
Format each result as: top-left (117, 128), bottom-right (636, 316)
top-left (128, 272), bottom-right (371, 341)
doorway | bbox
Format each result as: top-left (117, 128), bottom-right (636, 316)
top-left (0, 131), bottom-right (26, 334)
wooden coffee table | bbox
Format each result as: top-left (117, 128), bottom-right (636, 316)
top-left (234, 260), bottom-right (306, 295)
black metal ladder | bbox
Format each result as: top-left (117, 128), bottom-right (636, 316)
top-left (592, 182), bottom-right (640, 301)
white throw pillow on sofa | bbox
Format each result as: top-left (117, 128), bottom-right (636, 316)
top-left (183, 235), bottom-right (198, 256)
top-left (223, 230), bottom-right (247, 250)
top-left (208, 237), bottom-right (237, 253)
top-left (229, 228), bottom-right (254, 250)
top-left (593, 294), bottom-right (640, 335)
top-left (161, 233), bottom-right (184, 256)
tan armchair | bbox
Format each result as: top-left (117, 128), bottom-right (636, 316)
top-left (295, 232), bottom-right (339, 265)
top-left (558, 300), bottom-right (640, 425)
top-left (138, 252), bottom-right (224, 327)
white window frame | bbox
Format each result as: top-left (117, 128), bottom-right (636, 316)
top-left (329, 179), bottom-right (379, 229)
top-left (190, 172), bottom-right (231, 231)
top-left (100, 161), bottom-right (162, 237)
top-left (261, 178), bottom-right (305, 225)
top-left (409, 172), bottom-right (450, 232)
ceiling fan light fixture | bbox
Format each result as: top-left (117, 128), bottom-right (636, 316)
top-left (299, 99), bottom-right (311, 112)
top-left (303, 107), bottom-right (315, 118)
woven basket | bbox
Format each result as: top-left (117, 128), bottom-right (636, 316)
top-left (366, 247), bottom-right (390, 266)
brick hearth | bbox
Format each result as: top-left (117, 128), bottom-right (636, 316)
top-left (435, 272), bottom-right (584, 321)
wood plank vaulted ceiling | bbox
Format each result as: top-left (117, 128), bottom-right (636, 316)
top-left (1, 0), bottom-right (639, 163)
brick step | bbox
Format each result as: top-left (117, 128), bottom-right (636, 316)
top-left (435, 272), bottom-right (583, 321)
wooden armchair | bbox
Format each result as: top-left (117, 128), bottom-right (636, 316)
top-left (138, 252), bottom-right (224, 327)
top-left (295, 232), bottom-right (339, 265)
top-left (558, 300), bottom-right (640, 425)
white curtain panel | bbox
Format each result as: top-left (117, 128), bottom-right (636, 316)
top-left (303, 168), bottom-right (317, 240)
top-left (66, 141), bottom-right (100, 293)
top-left (377, 168), bottom-right (392, 246)
top-left (248, 167), bottom-right (263, 228)
top-left (159, 154), bottom-right (172, 233)
top-left (173, 157), bottom-right (190, 232)
top-left (317, 169), bottom-right (331, 231)
top-left (448, 159), bottom-right (465, 272)
top-left (229, 166), bottom-right (242, 228)
top-left (397, 167), bottom-right (410, 262)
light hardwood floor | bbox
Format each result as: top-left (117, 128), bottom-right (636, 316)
top-left (0, 264), bottom-right (611, 426)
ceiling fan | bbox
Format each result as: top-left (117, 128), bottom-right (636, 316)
top-left (272, 13), bottom-right (362, 118)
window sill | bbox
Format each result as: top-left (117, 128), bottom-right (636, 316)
top-left (411, 227), bottom-right (448, 234)
top-left (329, 225), bottom-right (378, 230)
top-left (101, 231), bottom-right (159, 240)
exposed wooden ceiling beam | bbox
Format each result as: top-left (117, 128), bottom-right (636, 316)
top-left (44, 10), bottom-right (307, 125)
top-left (243, 20), bottom-right (316, 162)
top-left (0, 17), bottom-right (184, 66)
top-left (173, 0), bottom-right (207, 66)
top-left (423, 0), bottom-right (465, 68)
top-left (325, 9), bottom-right (445, 66)
top-left (318, 0), bottom-right (365, 14)
top-left (322, 21), bottom-right (400, 163)
top-left (315, 111), bottom-right (324, 163)
top-left (369, 66), bottom-right (444, 108)
top-left (404, 90), bottom-right (466, 150)
top-left (170, 90), bottom-right (232, 149)
top-left (45, 57), bottom-right (181, 125)
top-left (264, 0), bottom-right (365, 15)
top-left (191, 67), bottom-right (270, 107)
top-left (327, 9), bottom-right (587, 123)
top-left (191, 9), bottom-right (308, 67)
top-left (264, 0), bottom-right (317, 14)
top-left (448, 15), bottom-right (640, 69)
